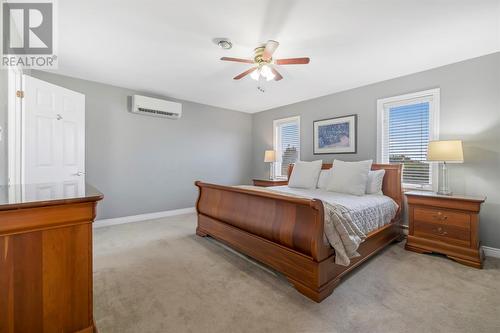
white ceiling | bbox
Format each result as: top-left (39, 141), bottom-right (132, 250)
top-left (49, 0), bottom-right (500, 113)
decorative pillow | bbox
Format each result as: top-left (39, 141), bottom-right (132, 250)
top-left (326, 160), bottom-right (373, 196)
top-left (366, 169), bottom-right (385, 195)
top-left (288, 160), bottom-right (323, 189)
top-left (316, 169), bottom-right (332, 189)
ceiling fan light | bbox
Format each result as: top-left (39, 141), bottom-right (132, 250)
top-left (250, 69), bottom-right (260, 81)
top-left (260, 65), bottom-right (275, 81)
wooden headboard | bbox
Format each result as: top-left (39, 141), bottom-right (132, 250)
top-left (287, 163), bottom-right (403, 211)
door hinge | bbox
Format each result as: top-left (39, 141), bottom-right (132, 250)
top-left (16, 90), bottom-right (24, 98)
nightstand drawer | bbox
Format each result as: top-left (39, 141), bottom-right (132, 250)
top-left (413, 207), bottom-right (470, 229)
top-left (414, 222), bottom-right (470, 247)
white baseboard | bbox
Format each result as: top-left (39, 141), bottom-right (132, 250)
top-left (482, 246), bottom-right (500, 259)
top-left (94, 207), bottom-right (196, 228)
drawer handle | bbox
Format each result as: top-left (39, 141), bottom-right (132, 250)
top-left (434, 227), bottom-right (448, 236)
top-left (432, 213), bottom-right (448, 221)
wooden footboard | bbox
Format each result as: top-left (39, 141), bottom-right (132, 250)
top-left (195, 182), bottom-right (333, 261)
top-left (195, 163), bottom-right (402, 302)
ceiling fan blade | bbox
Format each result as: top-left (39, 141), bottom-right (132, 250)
top-left (220, 57), bottom-right (254, 64)
top-left (275, 57), bottom-right (310, 65)
top-left (262, 40), bottom-right (280, 61)
top-left (233, 67), bottom-right (258, 80)
top-left (271, 67), bottom-right (283, 81)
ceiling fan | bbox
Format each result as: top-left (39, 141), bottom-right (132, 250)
top-left (221, 40), bottom-right (310, 81)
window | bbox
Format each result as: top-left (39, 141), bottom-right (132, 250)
top-left (273, 116), bottom-right (300, 179)
top-left (377, 89), bottom-right (440, 190)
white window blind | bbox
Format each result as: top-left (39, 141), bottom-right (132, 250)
top-left (377, 89), bottom-right (439, 190)
top-left (273, 116), bottom-right (300, 178)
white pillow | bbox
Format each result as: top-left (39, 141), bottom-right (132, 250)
top-left (316, 169), bottom-right (332, 189)
top-left (366, 169), bottom-right (385, 195)
top-left (326, 160), bottom-right (373, 196)
top-left (288, 160), bottom-right (323, 189)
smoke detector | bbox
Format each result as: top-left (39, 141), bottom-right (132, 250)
top-left (213, 38), bottom-right (232, 50)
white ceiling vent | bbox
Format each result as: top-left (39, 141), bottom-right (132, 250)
top-left (131, 95), bottom-right (182, 119)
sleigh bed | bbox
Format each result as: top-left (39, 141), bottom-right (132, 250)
top-left (195, 163), bottom-right (403, 302)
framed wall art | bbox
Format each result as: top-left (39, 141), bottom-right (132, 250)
top-left (313, 114), bottom-right (357, 154)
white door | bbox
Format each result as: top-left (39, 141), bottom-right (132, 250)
top-left (22, 75), bottom-right (85, 196)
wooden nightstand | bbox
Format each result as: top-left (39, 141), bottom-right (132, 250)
top-left (405, 191), bottom-right (486, 268)
top-left (252, 179), bottom-right (288, 187)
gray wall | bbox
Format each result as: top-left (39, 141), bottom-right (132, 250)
top-left (0, 70), bottom-right (7, 186)
top-left (28, 70), bottom-right (253, 219)
top-left (252, 52), bottom-right (500, 248)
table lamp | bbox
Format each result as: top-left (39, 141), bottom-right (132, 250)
top-left (264, 150), bottom-right (277, 180)
top-left (427, 140), bottom-right (464, 195)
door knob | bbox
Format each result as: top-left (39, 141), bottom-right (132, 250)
top-left (73, 171), bottom-right (86, 176)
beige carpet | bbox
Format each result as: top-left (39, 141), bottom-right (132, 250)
top-left (93, 213), bottom-right (500, 333)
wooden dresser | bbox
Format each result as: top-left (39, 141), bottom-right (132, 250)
top-left (252, 179), bottom-right (288, 187)
top-left (405, 191), bottom-right (485, 268)
top-left (0, 183), bottom-right (103, 333)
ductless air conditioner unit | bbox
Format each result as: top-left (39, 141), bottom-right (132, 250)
top-left (131, 95), bottom-right (182, 119)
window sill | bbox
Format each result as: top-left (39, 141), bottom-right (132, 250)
top-left (403, 187), bottom-right (434, 194)
top-left (402, 184), bottom-right (434, 191)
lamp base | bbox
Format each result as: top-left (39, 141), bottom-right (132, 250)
top-left (269, 162), bottom-right (274, 180)
top-left (437, 162), bottom-right (452, 196)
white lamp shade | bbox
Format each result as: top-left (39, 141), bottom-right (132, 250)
top-left (264, 150), bottom-right (276, 162)
top-left (427, 140), bottom-right (464, 163)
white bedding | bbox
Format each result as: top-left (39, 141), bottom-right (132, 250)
top-left (267, 186), bottom-right (398, 234)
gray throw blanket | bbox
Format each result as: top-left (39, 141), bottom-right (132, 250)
top-left (235, 186), bottom-right (366, 266)
top-left (322, 201), bottom-right (366, 265)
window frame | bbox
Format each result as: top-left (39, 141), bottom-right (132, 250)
top-left (273, 115), bottom-right (301, 179)
top-left (376, 88), bottom-right (440, 191)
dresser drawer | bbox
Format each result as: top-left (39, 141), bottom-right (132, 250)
top-left (412, 207), bottom-right (471, 247)
top-left (413, 207), bottom-right (471, 229)
top-left (414, 221), bottom-right (471, 247)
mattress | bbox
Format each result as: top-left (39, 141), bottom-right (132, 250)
top-left (267, 186), bottom-right (398, 234)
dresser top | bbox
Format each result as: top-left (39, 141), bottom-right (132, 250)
top-left (0, 182), bottom-right (103, 211)
top-left (405, 190), bottom-right (486, 203)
